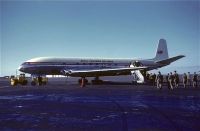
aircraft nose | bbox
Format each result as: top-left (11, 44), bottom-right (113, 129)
top-left (18, 65), bottom-right (24, 72)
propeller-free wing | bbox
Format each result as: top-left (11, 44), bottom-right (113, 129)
top-left (61, 66), bottom-right (147, 77)
top-left (155, 55), bottom-right (185, 65)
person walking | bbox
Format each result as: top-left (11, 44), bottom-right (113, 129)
top-left (192, 72), bottom-right (198, 88)
top-left (182, 73), bottom-right (187, 88)
top-left (187, 72), bottom-right (191, 87)
top-left (174, 71), bottom-right (179, 88)
top-left (80, 77), bottom-right (86, 88)
top-left (156, 71), bottom-right (163, 89)
top-left (166, 73), bottom-right (170, 89)
top-left (168, 72), bottom-right (174, 90)
top-left (152, 73), bottom-right (156, 86)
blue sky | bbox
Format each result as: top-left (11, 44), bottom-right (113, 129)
top-left (1, 0), bottom-right (200, 76)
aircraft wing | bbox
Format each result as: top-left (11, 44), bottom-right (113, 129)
top-left (155, 55), bottom-right (185, 65)
top-left (62, 66), bottom-right (147, 77)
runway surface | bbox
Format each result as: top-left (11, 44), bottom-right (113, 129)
top-left (0, 78), bottom-right (200, 131)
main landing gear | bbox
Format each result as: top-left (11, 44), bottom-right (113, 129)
top-left (31, 76), bottom-right (48, 86)
top-left (91, 76), bottom-right (103, 85)
top-left (78, 76), bottom-right (103, 87)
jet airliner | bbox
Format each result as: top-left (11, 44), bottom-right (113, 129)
top-left (18, 39), bottom-right (185, 85)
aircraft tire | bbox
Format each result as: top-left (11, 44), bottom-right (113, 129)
top-left (91, 80), bottom-right (103, 85)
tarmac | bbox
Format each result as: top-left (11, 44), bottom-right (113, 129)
top-left (0, 77), bottom-right (200, 131)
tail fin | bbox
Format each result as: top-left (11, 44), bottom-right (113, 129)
top-left (154, 39), bottom-right (169, 61)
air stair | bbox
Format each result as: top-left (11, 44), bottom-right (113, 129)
top-left (130, 61), bottom-right (145, 84)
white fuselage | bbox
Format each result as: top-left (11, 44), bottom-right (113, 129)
top-left (18, 57), bottom-right (162, 77)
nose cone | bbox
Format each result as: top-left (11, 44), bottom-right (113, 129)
top-left (18, 65), bottom-right (24, 72)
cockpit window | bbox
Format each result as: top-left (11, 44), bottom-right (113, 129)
top-left (22, 62), bottom-right (31, 65)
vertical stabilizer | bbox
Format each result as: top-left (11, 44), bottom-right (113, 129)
top-left (154, 39), bottom-right (169, 61)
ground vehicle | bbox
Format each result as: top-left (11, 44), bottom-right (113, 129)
top-left (10, 74), bottom-right (28, 86)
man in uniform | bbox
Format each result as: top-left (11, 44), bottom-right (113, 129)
top-left (156, 71), bottom-right (163, 89)
top-left (80, 77), bottom-right (86, 88)
top-left (168, 72), bottom-right (174, 90)
top-left (182, 73), bottom-right (187, 88)
top-left (192, 72), bottom-right (198, 88)
top-left (174, 71), bottom-right (179, 88)
top-left (38, 76), bottom-right (42, 86)
top-left (152, 73), bottom-right (156, 86)
top-left (187, 72), bottom-right (191, 87)
top-left (166, 73), bottom-right (170, 89)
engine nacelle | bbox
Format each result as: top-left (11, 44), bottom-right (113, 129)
top-left (61, 70), bottom-right (72, 76)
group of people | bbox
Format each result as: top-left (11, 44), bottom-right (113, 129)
top-left (146, 71), bottom-right (199, 90)
top-left (182, 72), bottom-right (198, 88)
top-left (166, 71), bottom-right (180, 90)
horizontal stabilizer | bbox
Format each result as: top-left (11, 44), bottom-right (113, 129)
top-left (155, 55), bottom-right (185, 64)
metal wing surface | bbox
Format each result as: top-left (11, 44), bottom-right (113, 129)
top-left (63, 66), bottom-right (147, 77)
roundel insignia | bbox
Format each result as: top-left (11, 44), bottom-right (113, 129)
top-left (157, 50), bottom-right (163, 54)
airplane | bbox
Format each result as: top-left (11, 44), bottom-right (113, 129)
top-left (18, 39), bottom-right (185, 85)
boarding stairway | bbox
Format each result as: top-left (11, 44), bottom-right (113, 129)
top-left (130, 61), bottom-right (146, 84)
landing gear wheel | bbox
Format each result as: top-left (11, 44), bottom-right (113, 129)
top-left (91, 77), bottom-right (103, 85)
top-left (91, 80), bottom-right (103, 85)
